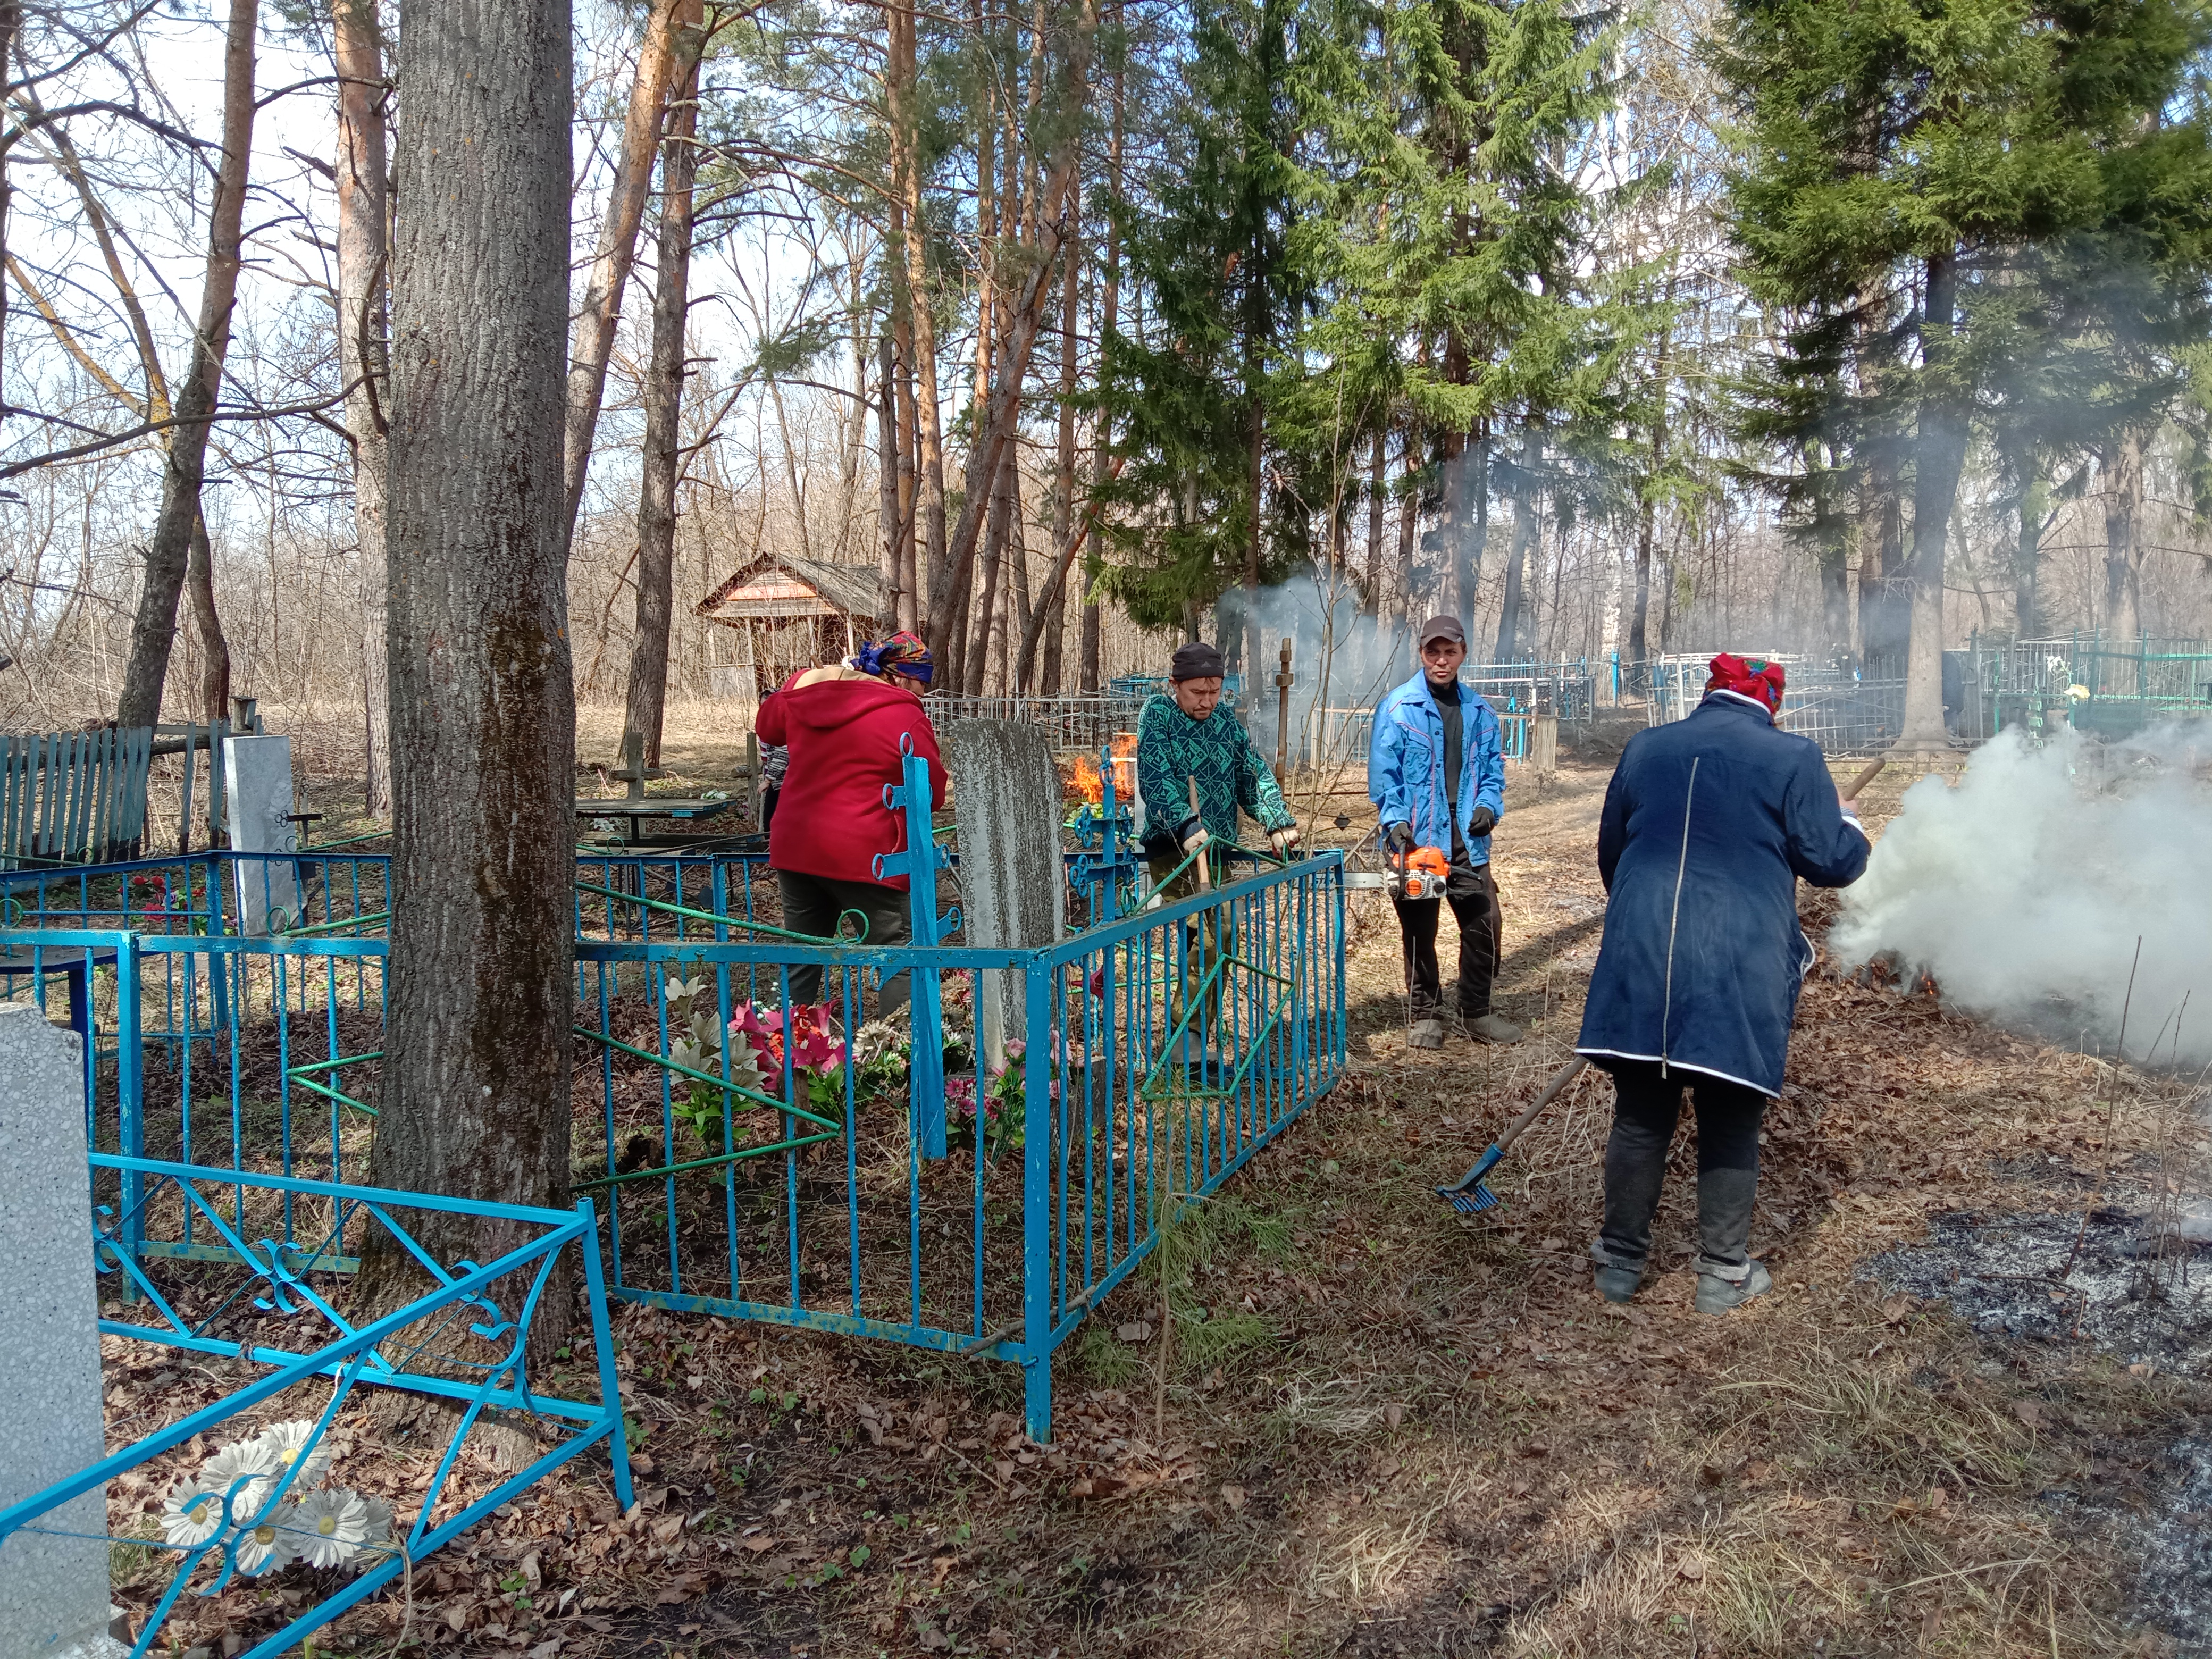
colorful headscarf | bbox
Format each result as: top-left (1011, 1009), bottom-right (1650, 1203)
top-left (853, 631), bottom-right (933, 686)
top-left (1705, 652), bottom-right (1786, 714)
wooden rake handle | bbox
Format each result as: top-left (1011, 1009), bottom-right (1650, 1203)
top-left (1495, 1055), bottom-right (1590, 1155)
top-left (1840, 757), bottom-right (1885, 804)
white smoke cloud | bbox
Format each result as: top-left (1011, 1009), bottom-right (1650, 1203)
top-left (1830, 723), bottom-right (2212, 1065)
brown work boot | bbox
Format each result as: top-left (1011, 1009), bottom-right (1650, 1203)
top-left (1462, 1012), bottom-right (1523, 1045)
top-left (1407, 1018), bottom-right (1445, 1050)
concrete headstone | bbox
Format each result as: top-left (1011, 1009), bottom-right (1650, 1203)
top-left (945, 720), bottom-right (1066, 1068)
top-left (0, 1003), bottom-right (123, 1659)
top-left (223, 733), bottom-right (301, 934)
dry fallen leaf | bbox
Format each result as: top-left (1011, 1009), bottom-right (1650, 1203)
top-left (1382, 1403), bottom-right (1405, 1429)
top-left (1116, 1321), bottom-right (1153, 1343)
top-left (1220, 1484), bottom-right (1246, 1511)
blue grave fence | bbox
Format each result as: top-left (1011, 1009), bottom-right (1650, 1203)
top-left (1, 762), bottom-right (1347, 1443)
top-left (0, 1157), bottom-right (629, 1659)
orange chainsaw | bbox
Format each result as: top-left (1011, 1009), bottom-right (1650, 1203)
top-left (1388, 840), bottom-right (1452, 900)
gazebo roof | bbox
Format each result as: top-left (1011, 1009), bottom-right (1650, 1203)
top-left (696, 553), bottom-right (883, 625)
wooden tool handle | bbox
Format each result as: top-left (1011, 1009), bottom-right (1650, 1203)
top-left (1186, 775), bottom-right (1211, 892)
top-left (1495, 1056), bottom-right (1589, 1153)
top-left (1840, 757), bottom-right (1886, 803)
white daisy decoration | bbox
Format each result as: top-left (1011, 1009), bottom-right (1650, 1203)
top-left (355, 1494), bottom-right (398, 1564)
top-left (230, 1504), bottom-right (299, 1577)
top-left (160, 1480), bottom-right (227, 1548)
top-left (252, 1419), bottom-right (332, 1488)
top-left (290, 1487), bottom-right (372, 1569)
top-left (198, 1437), bottom-right (280, 1522)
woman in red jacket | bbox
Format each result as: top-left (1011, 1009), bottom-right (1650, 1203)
top-left (755, 632), bottom-right (944, 1014)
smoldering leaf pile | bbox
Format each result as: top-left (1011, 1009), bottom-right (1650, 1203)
top-left (1831, 724), bottom-right (2212, 1063)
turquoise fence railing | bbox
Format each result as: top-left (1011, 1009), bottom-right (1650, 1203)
top-left (1, 1157), bottom-right (629, 1658)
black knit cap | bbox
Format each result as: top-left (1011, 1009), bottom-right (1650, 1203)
top-left (1170, 640), bottom-right (1227, 681)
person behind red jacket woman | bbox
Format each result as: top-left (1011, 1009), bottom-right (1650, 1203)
top-left (755, 631), bottom-right (945, 1015)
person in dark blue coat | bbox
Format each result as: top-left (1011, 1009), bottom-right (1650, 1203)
top-left (1576, 654), bottom-right (1869, 1313)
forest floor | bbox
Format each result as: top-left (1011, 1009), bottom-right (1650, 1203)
top-left (136, 735), bottom-right (2212, 1658)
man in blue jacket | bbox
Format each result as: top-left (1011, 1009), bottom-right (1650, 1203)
top-left (1369, 615), bottom-right (1521, 1050)
top-left (1576, 653), bottom-right (1869, 1313)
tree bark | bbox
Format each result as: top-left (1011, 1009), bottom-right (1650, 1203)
top-left (2101, 426), bottom-right (2146, 692)
top-left (968, 447), bottom-right (1013, 694)
top-left (558, 0), bottom-right (684, 546)
top-left (1392, 430), bottom-right (1419, 631)
top-left (1493, 423), bottom-right (1541, 662)
top-left (185, 511), bottom-right (231, 725)
top-left (2013, 472), bottom-right (2047, 641)
top-left (924, 0), bottom-right (1097, 666)
top-left (1079, 3), bottom-right (1120, 695)
top-left (887, 0), bottom-right (947, 635)
top-left (336, 0), bottom-right (392, 816)
top-left (115, 0), bottom-right (257, 731)
top-left (623, 0), bottom-right (705, 767)
top-left (371, 0), bottom-right (575, 1300)
top-left (876, 330), bottom-right (903, 624)
top-left (1898, 249), bottom-right (1967, 749)
top-left (1042, 175), bottom-right (1080, 694)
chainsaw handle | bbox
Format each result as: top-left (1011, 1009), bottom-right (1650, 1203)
top-left (1494, 1056), bottom-right (1589, 1154)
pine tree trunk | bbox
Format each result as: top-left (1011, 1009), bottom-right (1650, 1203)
top-left (623, 0), bottom-right (704, 768)
top-left (969, 448), bottom-right (1013, 694)
top-left (1392, 431), bottom-right (1419, 631)
top-left (2014, 473), bottom-right (2047, 640)
top-left (1042, 180), bottom-right (1080, 694)
top-left (889, 0), bottom-right (948, 638)
top-left (559, 0), bottom-right (685, 546)
top-left (1494, 423), bottom-right (1541, 663)
top-left (115, 0), bottom-right (257, 732)
top-left (1898, 248), bottom-right (1967, 749)
top-left (876, 330), bottom-right (904, 625)
top-left (1361, 429), bottom-right (1385, 616)
top-left (186, 512), bottom-right (231, 725)
top-left (370, 0), bottom-right (575, 1308)
top-left (2101, 426), bottom-right (2146, 692)
top-left (336, 0), bottom-right (392, 817)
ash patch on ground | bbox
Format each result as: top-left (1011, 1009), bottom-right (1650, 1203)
top-left (1868, 1206), bottom-right (2212, 1649)
top-left (2133, 1439), bottom-right (2212, 1654)
top-left (1866, 1205), bottom-right (2212, 1372)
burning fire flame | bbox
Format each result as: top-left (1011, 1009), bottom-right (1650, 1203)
top-left (1074, 754), bottom-right (1103, 805)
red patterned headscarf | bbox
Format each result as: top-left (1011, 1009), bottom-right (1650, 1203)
top-left (1705, 652), bottom-right (1785, 714)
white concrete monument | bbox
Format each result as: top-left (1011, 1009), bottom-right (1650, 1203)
top-left (0, 1003), bottom-right (124, 1658)
top-left (223, 733), bottom-right (302, 934)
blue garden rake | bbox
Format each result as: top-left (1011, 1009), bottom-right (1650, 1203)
top-left (1436, 1056), bottom-right (1589, 1214)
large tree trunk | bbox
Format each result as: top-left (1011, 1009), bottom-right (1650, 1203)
top-left (888, 0), bottom-right (948, 637)
top-left (1079, 5), bottom-right (1120, 696)
top-left (186, 512), bottom-right (231, 725)
top-left (559, 0), bottom-right (685, 546)
top-left (336, 0), bottom-right (392, 817)
top-left (1391, 430), bottom-right (1419, 631)
top-left (1360, 428), bottom-right (1385, 616)
top-left (371, 0), bottom-right (575, 1300)
top-left (2101, 426), bottom-right (2146, 692)
top-left (623, 0), bottom-right (705, 767)
top-left (115, 0), bottom-right (257, 732)
top-left (2013, 471), bottom-right (2047, 640)
top-left (1493, 423), bottom-right (1541, 662)
top-left (1041, 179), bottom-right (1080, 694)
top-left (876, 330), bottom-right (904, 625)
top-left (1897, 248), bottom-right (1967, 749)
top-left (924, 0), bottom-right (1097, 667)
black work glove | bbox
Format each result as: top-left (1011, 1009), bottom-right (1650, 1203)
top-left (1385, 821), bottom-right (1414, 851)
top-left (1465, 806), bottom-right (1497, 838)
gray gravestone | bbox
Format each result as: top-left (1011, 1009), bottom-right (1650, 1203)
top-left (945, 720), bottom-right (1066, 1068)
top-left (0, 1003), bottom-right (123, 1658)
top-left (222, 733), bottom-right (301, 934)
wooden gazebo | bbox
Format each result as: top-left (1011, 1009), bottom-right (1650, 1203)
top-left (695, 554), bottom-right (885, 713)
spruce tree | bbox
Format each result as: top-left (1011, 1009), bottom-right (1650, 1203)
top-left (1723, 0), bottom-right (2212, 741)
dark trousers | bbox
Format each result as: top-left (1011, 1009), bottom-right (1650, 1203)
top-left (1594, 1059), bottom-right (1767, 1279)
top-left (775, 870), bottom-right (913, 1015)
top-left (1390, 859), bottom-right (1497, 1018)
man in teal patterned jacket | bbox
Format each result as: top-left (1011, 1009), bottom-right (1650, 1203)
top-left (1134, 641), bottom-right (1298, 1051)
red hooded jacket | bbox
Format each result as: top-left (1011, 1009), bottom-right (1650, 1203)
top-left (757, 667), bottom-right (945, 889)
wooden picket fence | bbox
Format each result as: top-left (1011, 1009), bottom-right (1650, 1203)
top-left (0, 726), bottom-right (153, 868)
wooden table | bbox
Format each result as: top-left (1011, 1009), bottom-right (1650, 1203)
top-left (574, 796), bottom-right (736, 845)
